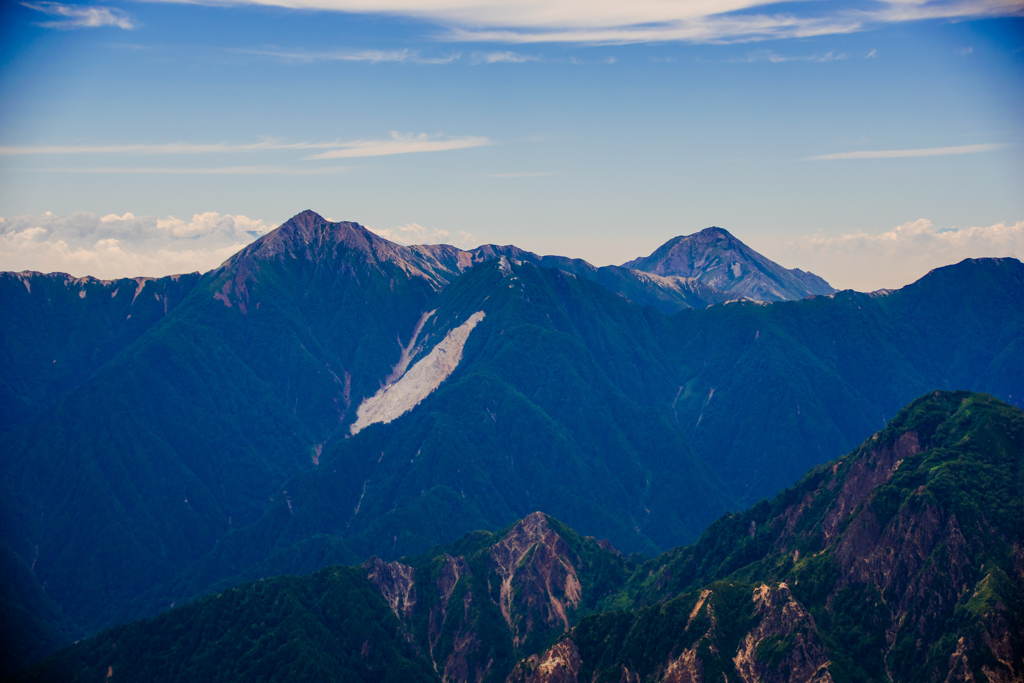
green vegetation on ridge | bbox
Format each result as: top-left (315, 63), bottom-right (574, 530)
top-left (15, 391), bottom-right (1024, 683)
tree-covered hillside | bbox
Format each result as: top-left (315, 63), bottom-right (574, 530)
top-left (15, 391), bottom-right (1023, 683)
top-left (1, 212), bottom-right (1022, 671)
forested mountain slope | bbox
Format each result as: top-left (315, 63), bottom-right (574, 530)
top-left (1, 212), bottom-right (1021, 671)
top-left (0, 271), bottom-right (201, 433)
top-left (115, 256), bottom-right (1024, 633)
top-left (662, 256), bottom-right (1024, 503)
top-left (16, 391), bottom-right (1023, 683)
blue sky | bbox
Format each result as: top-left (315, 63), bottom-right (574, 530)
top-left (1, 0), bottom-right (1022, 289)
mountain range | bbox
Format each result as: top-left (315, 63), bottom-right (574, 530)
top-left (14, 390), bottom-right (1024, 682)
top-left (1, 211), bottom-right (1022, 675)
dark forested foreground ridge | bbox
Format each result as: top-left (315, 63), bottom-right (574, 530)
top-left (1, 211), bottom-right (1023, 672)
top-left (14, 391), bottom-right (1024, 683)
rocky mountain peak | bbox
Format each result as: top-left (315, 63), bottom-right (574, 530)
top-left (622, 226), bottom-right (835, 302)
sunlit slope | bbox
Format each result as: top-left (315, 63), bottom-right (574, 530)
top-left (623, 227), bottom-right (836, 302)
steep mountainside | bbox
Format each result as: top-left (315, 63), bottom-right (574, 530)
top-left (0, 271), bottom-right (201, 432)
top-left (112, 256), bottom-right (1024, 633)
top-left (522, 391), bottom-right (1024, 683)
top-left (17, 392), bottom-right (1023, 683)
top-left (0, 212), bottom-right (467, 636)
top-left (115, 256), bottom-right (729, 624)
top-left (623, 227), bottom-right (836, 302)
top-left (1, 212), bottom-right (1022, 667)
top-left (662, 257), bottom-right (1024, 503)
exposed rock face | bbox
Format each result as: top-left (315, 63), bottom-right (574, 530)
top-left (363, 557), bottom-right (416, 622)
top-left (819, 430), bottom-right (920, 546)
top-left (428, 554), bottom-right (471, 660)
top-left (733, 584), bottom-right (832, 683)
top-left (622, 227), bottom-right (835, 302)
top-left (356, 511), bottom-right (617, 683)
top-left (507, 640), bottom-right (581, 683)
top-left (350, 310), bottom-right (486, 434)
top-left (489, 512), bottom-right (583, 647)
top-left (515, 394), bottom-right (1024, 683)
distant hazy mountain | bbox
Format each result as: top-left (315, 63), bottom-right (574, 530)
top-left (623, 226), bottom-right (836, 302)
top-left (18, 392), bottom-right (1023, 683)
top-left (1, 211), bottom-right (1022, 673)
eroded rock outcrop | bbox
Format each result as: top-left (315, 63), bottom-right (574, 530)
top-left (733, 583), bottom-right (832, 683)
top-left (363, 557), bottom-right (417, 622)
top-left (490, 512), bottom-right (583, 647)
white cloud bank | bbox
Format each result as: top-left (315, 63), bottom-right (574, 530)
top-left (141, 0), bottom-right (1024, 44)
top-left (0, 211), bottom-right (274, 279)
top-left (783, 219), bottom-right (1024, 291)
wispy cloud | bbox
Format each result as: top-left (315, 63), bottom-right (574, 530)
top-left (471, 51), bottom-right (540, 64)
top-left (136, 0), bottom-right (1024, 45)
top-left (305, 132), bottom-right (490, 159)
top-left (0, 134), bottom-right (490, 159)
top-left (484, 171), bottom-right (554, 178)
top-left (806, 143), bottom-right (1007, 160)
top-left (782, 218), bottom-right (1024, 290)
top-left (32, 165), bottom-right (352, 175)
top-left (22, 1), bottom-right (136, 30)
top-left (0, 211), bottom-right (273, 279)
top-left (732, 49), bottom-right (847, 63)
top-left (0, 141), bottom-right (314, 156)
top-left (866, 48), bottom-right (877, 58)
top-left (233, 47), bottom-right (460, 64)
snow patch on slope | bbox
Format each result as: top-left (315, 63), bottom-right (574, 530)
top-left (350, 310), bottom-right (486, 435)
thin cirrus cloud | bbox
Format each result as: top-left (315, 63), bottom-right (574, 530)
top-left (22, 1), bottom-right (136, 30)
top-left (731, 49), bottom-right (848, 63)
top-left (806, 143), bottom-right (1007, 160)
top-left (471, 51), bottom-right (540, 64)
top-left (233, 47), bottom-right (461, 64)
top-left (304, 132), bottom-right (491, 159)
top-left (484, 171), bottom-right (554, 178)
top-left (36, 166), bottom-right (352, 175)
top-left (0, 133), bottom-right (491, 159)
top-left (139, 0), bottom-right (1024, 44)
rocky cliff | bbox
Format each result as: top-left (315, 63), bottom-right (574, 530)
top-left (509, 391), bottom-right (1024, 683)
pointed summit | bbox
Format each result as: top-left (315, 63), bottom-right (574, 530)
top-left (622, 227), bottom-right (835, 302)
top-left (215, 210), bottom-right (472, 291)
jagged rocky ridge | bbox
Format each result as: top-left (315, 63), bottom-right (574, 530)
top-left (14, 391), bottom-right (1023, 683)
top-left (2, 211), bottom-right (1023, 673)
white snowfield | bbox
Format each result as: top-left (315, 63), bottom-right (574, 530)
top-left (350, 310), bottom-right (486, 435)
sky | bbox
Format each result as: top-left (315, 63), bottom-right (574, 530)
top-left (0, 0), bottom-right (1022, 290)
